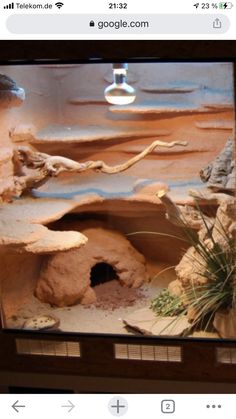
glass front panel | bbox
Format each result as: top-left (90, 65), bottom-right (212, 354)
top-left (0, 61), bottom-right (235, 340)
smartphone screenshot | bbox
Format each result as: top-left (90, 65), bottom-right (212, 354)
top-left (0, 0), bottom-right (235, 416)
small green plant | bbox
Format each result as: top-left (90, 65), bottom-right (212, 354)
top-left (150, 289), bottom-right (185, 317)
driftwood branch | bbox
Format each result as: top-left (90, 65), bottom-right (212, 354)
top-left (12, 140), bottom-right (188, 196)
top-left (81, 140), bottom-right (188, 174)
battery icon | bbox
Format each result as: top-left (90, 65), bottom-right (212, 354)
top-left (219, 2), bottom-right (233, 8)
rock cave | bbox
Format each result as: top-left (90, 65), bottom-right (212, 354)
top-left (90, 263), bottom-right (118, 287)
top-left (35, 223), bottom-right (149, 307)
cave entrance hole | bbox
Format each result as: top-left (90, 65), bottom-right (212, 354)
top-left (90, 262), bottom-right (118, 287)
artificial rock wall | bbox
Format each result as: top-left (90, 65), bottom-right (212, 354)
top-left (0, 62), bottom-right (235, 318)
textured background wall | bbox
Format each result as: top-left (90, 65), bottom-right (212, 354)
top-left (4, 62), bottom-right (233, 184)
top-left (0, 66), bottom-right (59, 199)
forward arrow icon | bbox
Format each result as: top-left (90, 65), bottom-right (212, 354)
top-left (61, 400), bottom-right (75, 413)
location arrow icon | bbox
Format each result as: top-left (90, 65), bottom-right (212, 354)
top-left (61, 400), bottom-right (75, 413)
top-left (12, 400), bottom-right (26, 413)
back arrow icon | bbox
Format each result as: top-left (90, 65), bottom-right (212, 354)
top-left (61, 400), bottom-right (75, 413)
top-left (12, 400), bottom-right (26, 413)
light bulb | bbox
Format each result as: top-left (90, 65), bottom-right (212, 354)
top-left (104, 63), bottom-right (136, 105)
top-left (105, 82), bottom-right (136, 105)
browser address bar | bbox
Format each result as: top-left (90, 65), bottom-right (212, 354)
top-left (6, 14), bottom-right (230, 34)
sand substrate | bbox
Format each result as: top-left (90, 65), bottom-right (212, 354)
top-left (92, 279), bottom-right (146, 311)
top-left (5, 265), bottom-right (173, 334)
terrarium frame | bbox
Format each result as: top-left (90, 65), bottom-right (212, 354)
top-left (2, 320), bottom-right (236, 385)
top-left (0, 43), bottom-right (236, 387)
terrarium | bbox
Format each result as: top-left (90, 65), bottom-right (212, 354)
top-left (0, 60), bottom-right (235, 340)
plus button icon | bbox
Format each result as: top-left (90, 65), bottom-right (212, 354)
top-left (108, 397), bottom-right (128, 416)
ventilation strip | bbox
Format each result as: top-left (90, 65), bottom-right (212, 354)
top-left (114, 343), bottom-right (182, 362)
top-left (216, 347), bottom-right (236, 364)
top-left (15, 338), bottom-right (81, 358)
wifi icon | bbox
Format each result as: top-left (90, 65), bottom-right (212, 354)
top-left (55, 2), bottom-right (64, 8)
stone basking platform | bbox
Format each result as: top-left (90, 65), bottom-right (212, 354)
top-left (0, 220), bottom-right (47, 246)
top-left (0, 198), bottom-right (88, 253)
top-left (27, 125), bottom-right (171, 144)
top-left (25, 230), bottom-right (87, 254)
top-left (0, 203), bottom-right (87, 254)
top-left (205, 104), bottom-right (233, 111)
top-left (32, 172), bottom-right (204, 207)
top-left (0, 173), bottom-right (205, 255)
top-left (140, 82), bottom-right (199, 93)
top-left (123, 307), bottom-right (191, 336)
top-left (196, 120), bottom-right (234, 130)
top-left (0, 198), bottom-right (79, 225)
top-left (109, 103), bottom-right (223, 115)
